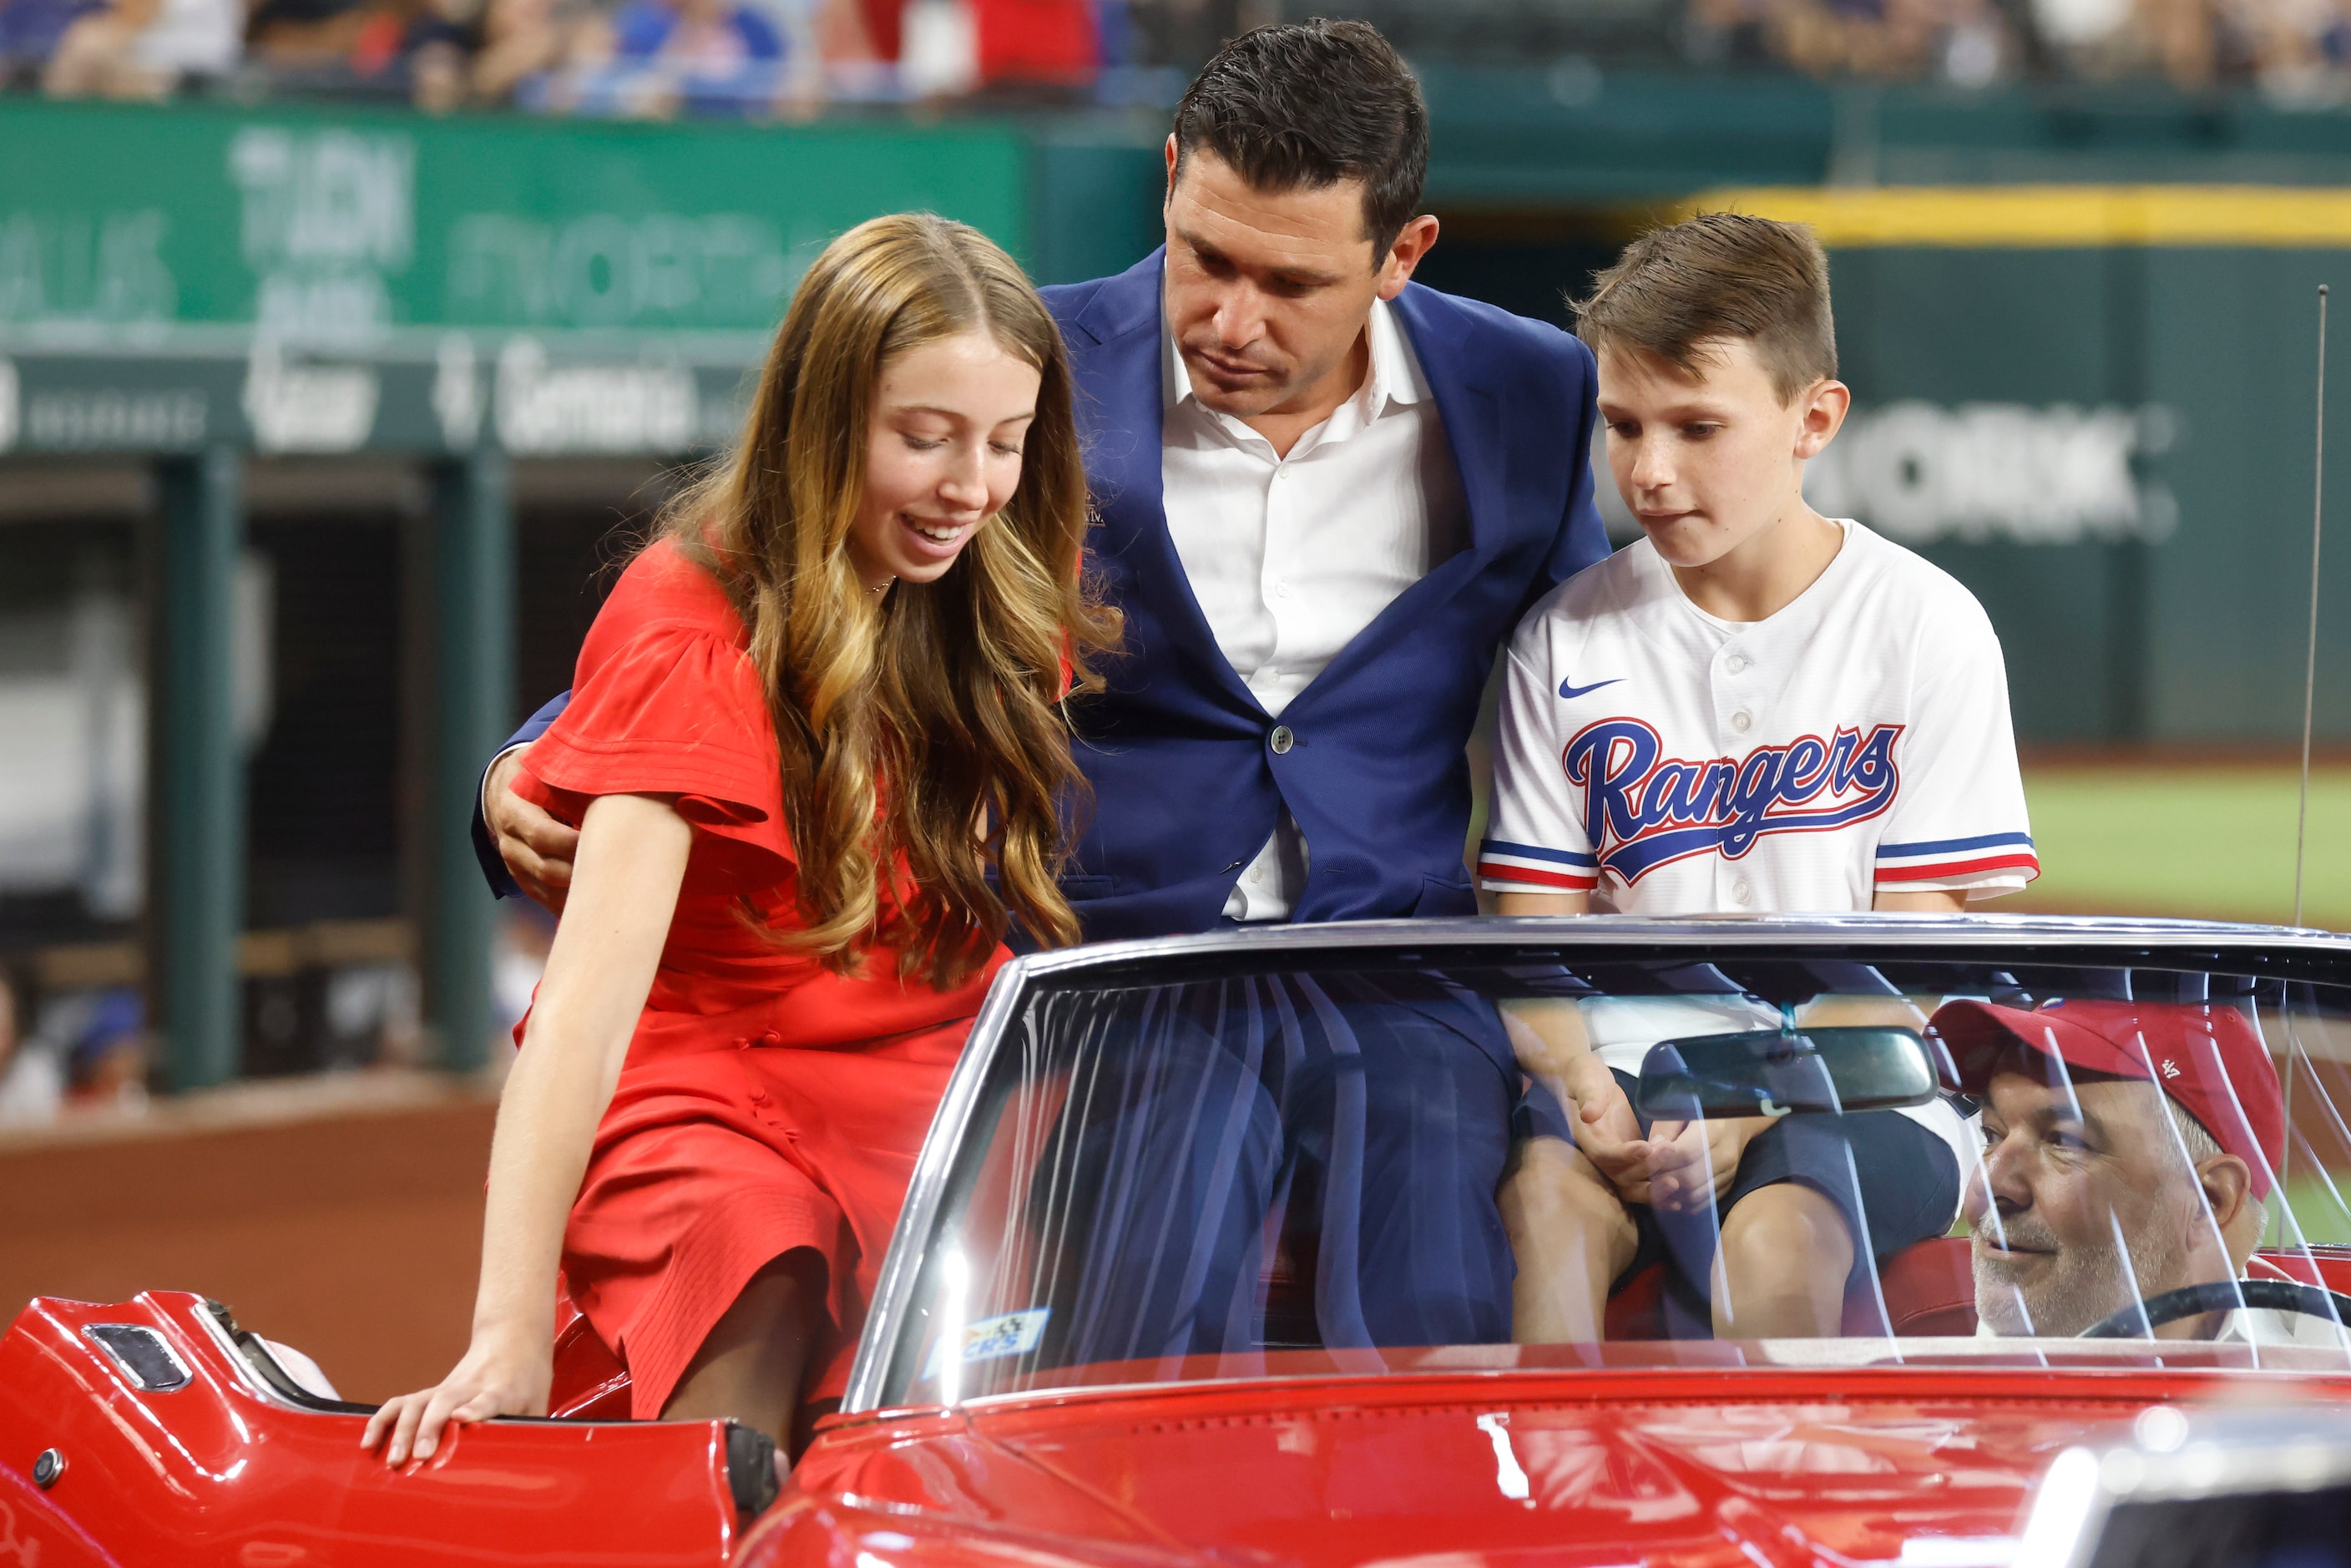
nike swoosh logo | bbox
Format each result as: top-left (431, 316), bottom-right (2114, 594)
top-left (1558, 677), bottom-right (1623, 700)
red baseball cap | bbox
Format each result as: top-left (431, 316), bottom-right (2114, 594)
top-left (1929, 997), bottom-right (2285, 1199)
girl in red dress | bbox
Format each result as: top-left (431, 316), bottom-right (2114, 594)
top-left (365, 213), bottom-right (1116, 1464)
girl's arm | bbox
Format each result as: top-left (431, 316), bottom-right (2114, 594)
top-left (364, 792), bottom-right (691, 1466)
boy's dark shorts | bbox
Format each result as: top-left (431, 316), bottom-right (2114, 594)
top-left (1515, 1069), bottom-right (1962, 1292)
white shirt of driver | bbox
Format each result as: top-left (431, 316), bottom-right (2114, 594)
top-left (1977, 1301), bottom-right (2351, 1351)
top-left (1479, 520), bottom-right (2037, 913)
top-left (1161, 296), bottom-right (1467, 921)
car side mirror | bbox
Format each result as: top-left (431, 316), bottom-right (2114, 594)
top-left (1636, 1027), bottom-right (1940, 1120)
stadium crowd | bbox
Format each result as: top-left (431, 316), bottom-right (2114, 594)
top-left (1688, 0), bottom-right (2351, 93)
top-left (0, 0), bottom-right (1111, 113)
top-left (2, 0), bottom-right (2347, 113)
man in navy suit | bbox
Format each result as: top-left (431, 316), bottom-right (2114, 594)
top-left (478, 20), bottom-right (1609, 1353)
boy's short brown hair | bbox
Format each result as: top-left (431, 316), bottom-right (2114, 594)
top-left (1573, 212), bottom-right (1838, 404)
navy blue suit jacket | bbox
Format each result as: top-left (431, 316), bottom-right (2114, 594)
top-left (475, 250), bottom-right (1610, 941)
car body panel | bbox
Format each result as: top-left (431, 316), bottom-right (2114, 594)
top-left (754, 1364), bottom-right (2351, 1568)
top-left (1, 1291), bottom-right (749, 1565)
top-left (11, 916), bottom-right (2351, 1565)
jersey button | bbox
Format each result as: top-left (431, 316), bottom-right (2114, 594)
top-left (1730, 710), bottom-right (1754, 734)
top-left (1270, 725), bottom-right (1295, 755)
top-left (1732, 879), bottom-right (1753, 905)
top-left (1727, 653), bottom-right (1751, 675)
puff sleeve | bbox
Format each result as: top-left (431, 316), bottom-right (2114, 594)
top-left (513, 543), bottom-right (791, 871)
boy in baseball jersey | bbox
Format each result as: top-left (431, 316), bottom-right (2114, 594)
top-left (1482, 214), bottom-right (2037, 1343)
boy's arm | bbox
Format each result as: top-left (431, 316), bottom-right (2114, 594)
top-left (1499, 890), bottom-right (1590, 916)
top-left (1475, 638), bottom-right (1603, 903)
top-left (1500, 997), bottom-right (1652, 1201)
top-left (1874, 888), bottom-right (1965, 913)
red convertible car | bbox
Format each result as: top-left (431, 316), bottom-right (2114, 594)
top-left (8, 916), bottom-right (2351, 1567)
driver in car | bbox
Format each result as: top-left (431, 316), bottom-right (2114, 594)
top-left (1931, 995), bottom-right (2338, 1346)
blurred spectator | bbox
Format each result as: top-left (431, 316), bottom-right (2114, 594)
top-left (64, 985), bottom-right (149, 1112)
top-left (0, 965), bottom-right (63, 1130)
top-left (2233, 0), bottom-right (2351, 94)
top-left (900, 0), bottom-right (976, 93)
top-left (1757, 0), bottom-right (2016, 80)
top-left (850, 0), bottom-right (888, 56)
top-left (246, 0), bottom-right (369, 65)
top-left (246, 0), bottom-right (479, 107)
top-left (470, 0), bottom-right (596, 100)
top-left (346, 0), bottom-right (478, 109)
top-left (900, 0), bottom-right (1097, 98)
top-left (974, 0), bottom-right (1097, 92)
top-left (38, 0), bottom-right (236, 97)
top-left (2, 0), bottom-right (94, 83)
top-left (528, 0), bottom-right (823, 116)
top-left (10, 0), bottom-right (2351, 191)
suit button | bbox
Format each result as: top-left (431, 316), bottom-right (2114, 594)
top-left (760, 1029), bottom-right (783, 1047)
top-left (1270, 725), bottom-right (1295, 755)
top-left (732, 1036), bottom-right (751, 1050)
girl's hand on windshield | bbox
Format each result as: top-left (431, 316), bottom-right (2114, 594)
top-left (1641, 1116), bottom-right (1769, 1214)
top-left (361, 1325), bottom-right (551, 1467)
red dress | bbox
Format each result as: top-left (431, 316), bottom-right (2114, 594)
top-left (513, 539), bottom-right (1004, 1419)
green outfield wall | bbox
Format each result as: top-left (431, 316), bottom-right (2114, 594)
top-left (3, 99), bottom-right (2347, 750)
top-left (1710, 188), bottom-right (2351, 749)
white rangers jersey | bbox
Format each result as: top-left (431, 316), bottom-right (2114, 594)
top-left (1479, 520), bottom-right (2037, 913)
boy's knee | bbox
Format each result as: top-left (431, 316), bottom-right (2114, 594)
top-left (1502, 1137), bottom-right (1636, 1249)
top-left (1719, 1183), bottom-right (1853, 1279)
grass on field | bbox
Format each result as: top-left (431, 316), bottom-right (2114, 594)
top-left (2009, 762), bottom-right (2351, 931)
top-left (2271, 1170), bottom-right (2351, 1248)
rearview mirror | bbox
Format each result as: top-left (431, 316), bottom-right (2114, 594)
top-left (1636, 1027), bottom-right (1939, 1120)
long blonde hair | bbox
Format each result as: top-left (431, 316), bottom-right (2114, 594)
top-left (665, 213), bottom-right (1119, 989)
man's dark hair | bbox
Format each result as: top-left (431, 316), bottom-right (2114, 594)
top-left (1171, 18), bottom-right (1429, 260)
top-left (1574, 212), bottom-right (1838, 404)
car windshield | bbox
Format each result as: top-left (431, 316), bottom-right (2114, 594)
top-left (866, 933), bottom-right (2351, 1408)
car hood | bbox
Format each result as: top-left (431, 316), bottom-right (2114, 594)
top-left (771, 1366), bottom-right (2351, 1568)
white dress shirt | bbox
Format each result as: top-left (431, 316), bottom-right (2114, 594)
top-left (1161, 296), bottom-right (1467, 920)
top-left (1975, 1295), bottom-right (2351, 1352)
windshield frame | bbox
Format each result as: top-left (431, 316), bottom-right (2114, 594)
top-left (840, 913), bottom-right (2351, 1414)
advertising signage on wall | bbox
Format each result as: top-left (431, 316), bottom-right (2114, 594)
top-left (0, 101), bottom-right (1039, 456)
top-left (1696, 184), bottom-right (2351, 742)
top-left (0, 341), bottom-right (761, 457)
top-left (0, 99), bottom-right (1029, 343)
